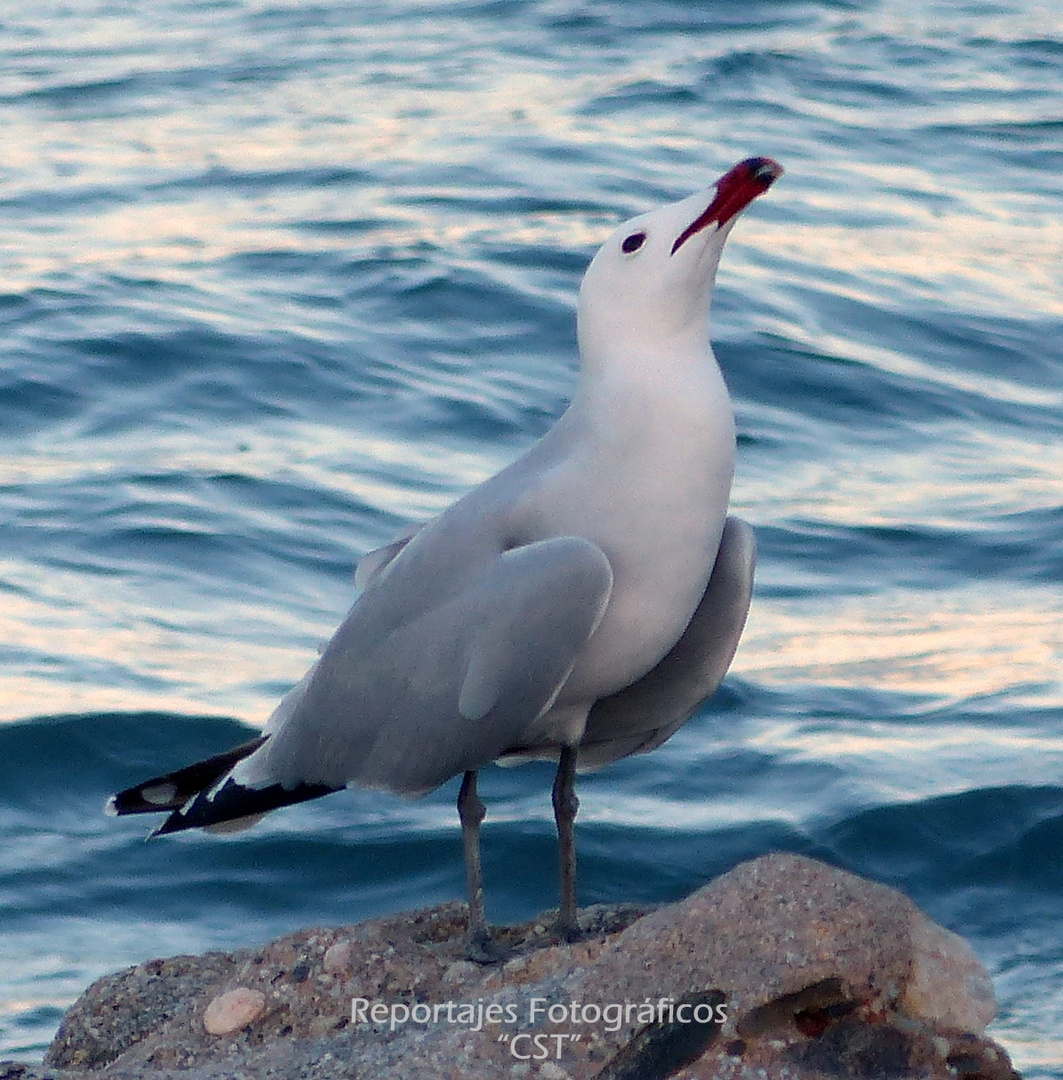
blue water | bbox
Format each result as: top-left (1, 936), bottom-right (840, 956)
top-left (1, 0), bottom-right (1061, 1072)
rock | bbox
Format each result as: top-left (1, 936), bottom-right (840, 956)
top-left (202, 988), bottom-right (266, 1035)
top-left (321, 941), bottom-right (353, 974)
top-left (902, 918), bottom-right (997, 1033)
top-left (5, 855), bottom-right (1018, 1080)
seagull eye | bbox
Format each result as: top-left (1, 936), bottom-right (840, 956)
top-left (621, 232), bottom-right (646, 254)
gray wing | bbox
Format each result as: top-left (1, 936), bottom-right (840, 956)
top-left (260, 523), bottom-right (429, 738)
top-left (575, 515), bottom-right (755, 767)
top-left (353, 522), bottom-right (422, 590)
top-left (240, 533), bottom-right (613, 795)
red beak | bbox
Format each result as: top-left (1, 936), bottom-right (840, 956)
top-left (671, 157), bottom-right (783, 254)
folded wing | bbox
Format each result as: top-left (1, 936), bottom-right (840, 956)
top-left (574, 515), bottom-right (755, 766)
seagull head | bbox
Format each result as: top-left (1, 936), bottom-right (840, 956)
top-left (577, 157), bottom-right (782, 365)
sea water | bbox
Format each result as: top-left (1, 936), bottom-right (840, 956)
top-left (1, 0), bottom-right (1061, 1072)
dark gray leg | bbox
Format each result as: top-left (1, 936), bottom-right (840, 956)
top-left (457, 770), bottom-right (497, 961)
top-left (552, 745), bottom-right (581, 941)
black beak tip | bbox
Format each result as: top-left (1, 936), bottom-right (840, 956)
top-left (744, 156), bottom-right (784, 186)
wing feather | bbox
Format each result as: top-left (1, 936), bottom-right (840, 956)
top-left (575, 515), bottom-right (755, 766)
top-left (239, 534), bottom-right (613, 795)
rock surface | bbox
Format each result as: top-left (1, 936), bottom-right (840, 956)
top-left (4, 854), bottom-right (1019, 1080)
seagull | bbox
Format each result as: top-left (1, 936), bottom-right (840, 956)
top-left (109, 156), bottom-right (782, 959)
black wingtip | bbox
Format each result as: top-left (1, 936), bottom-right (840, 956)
top-left (152, 776), bottom-right (340, 835)
top-left (108, 735), bottom-right (270, 816)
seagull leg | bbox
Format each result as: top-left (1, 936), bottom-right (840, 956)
top-left (552, 745), bottom-right (581, 941)
top-left (457, 770), bottom-right (498, 962)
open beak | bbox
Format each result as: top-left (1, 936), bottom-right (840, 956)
top-left (672, 157), bottom-right (783, 254)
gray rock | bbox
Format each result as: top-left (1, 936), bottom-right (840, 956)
top-left (4, 855), bottom-right (1018, 1080)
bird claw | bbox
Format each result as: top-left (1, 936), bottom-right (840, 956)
top-left (555, 912), bottom-right (583, 945)
top-left (465, 928), bottom-right (509, 964)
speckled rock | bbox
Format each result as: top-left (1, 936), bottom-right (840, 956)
top-left (3, 855), bottom-right (1019, 1080)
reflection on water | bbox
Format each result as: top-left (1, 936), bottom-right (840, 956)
top-left (2, 0), bottom-right (1062, 1072)
top-left (740, 586), bottom-right (1063, 704)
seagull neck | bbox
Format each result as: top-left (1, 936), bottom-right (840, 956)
top-left (574, 324), bottom-right (716, 399)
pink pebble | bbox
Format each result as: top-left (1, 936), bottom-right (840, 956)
top-left (322, 940), bottom-right (353, 973)
top-left (203, 987), bottom-right (266, 1035)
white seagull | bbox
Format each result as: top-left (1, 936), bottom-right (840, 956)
top-left (109, 156), bottom-right (782, 958)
